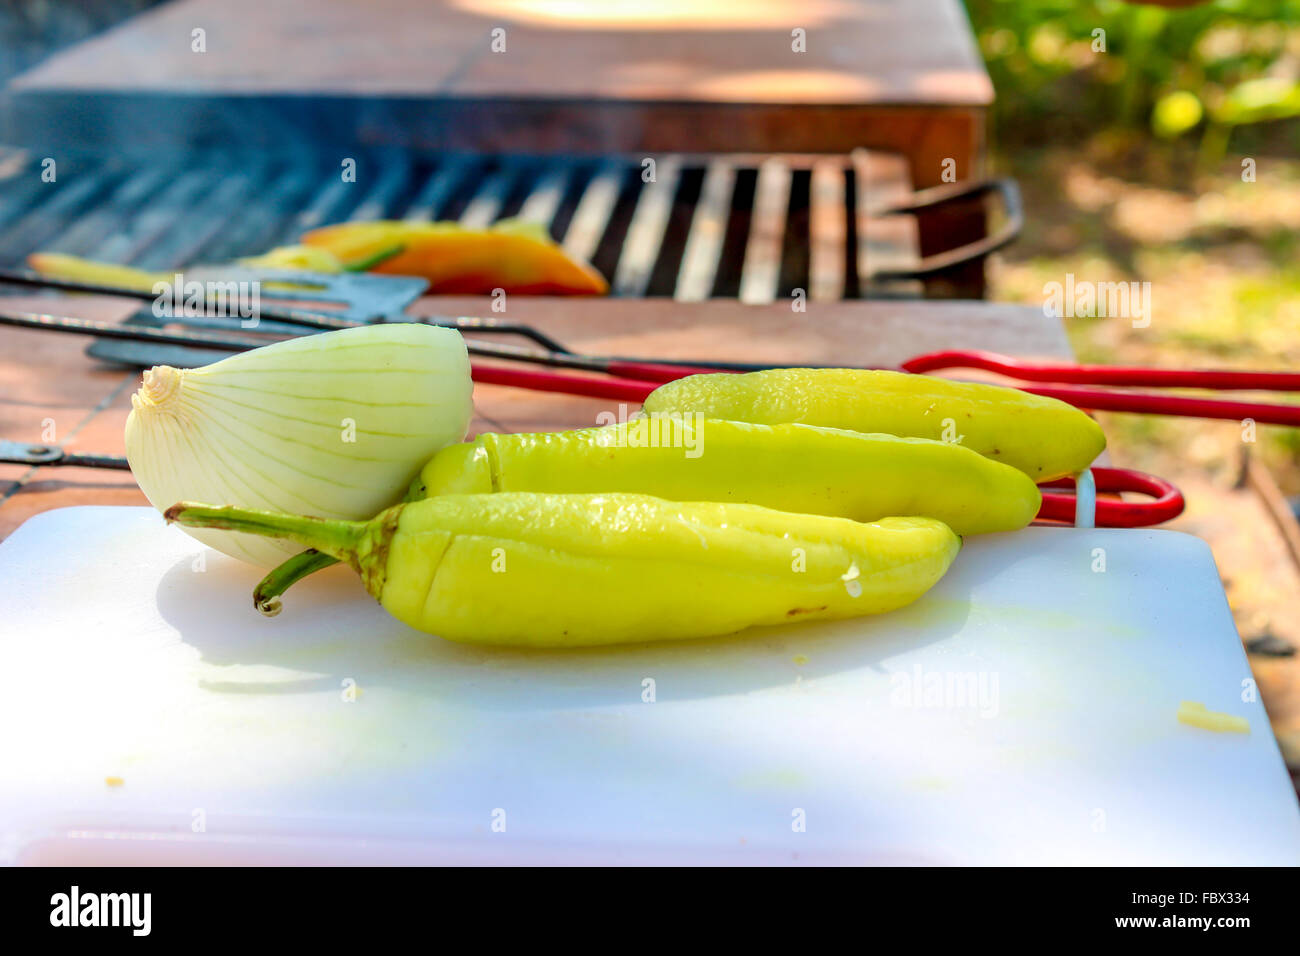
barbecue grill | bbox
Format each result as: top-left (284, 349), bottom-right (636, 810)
top-left (0, 146), bottom-right (1018, 314)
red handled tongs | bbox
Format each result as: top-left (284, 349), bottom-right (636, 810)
top-left (897, 350), bottom-right (1300, 427)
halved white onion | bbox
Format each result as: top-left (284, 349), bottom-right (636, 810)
top-left (126, 323), bottom-right (473, 566)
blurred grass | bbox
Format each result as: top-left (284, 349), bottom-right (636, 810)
top-left (965, 0), bottom-right (1300, 493)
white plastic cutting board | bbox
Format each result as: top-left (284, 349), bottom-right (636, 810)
top-left (1, 506), bottom-right (1297, 865)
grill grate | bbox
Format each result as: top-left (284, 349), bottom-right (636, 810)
top-left (0, 147), bottom-right (920, 302)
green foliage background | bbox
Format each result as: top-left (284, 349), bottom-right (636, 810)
top-left (965, 0), bottom-right (1300, 161)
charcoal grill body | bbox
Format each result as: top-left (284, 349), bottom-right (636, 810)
top-left (1, 0), bottom-right (1009, 298)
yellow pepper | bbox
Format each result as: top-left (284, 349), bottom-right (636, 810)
top-left (413, 419), bottom-right (1040, 535)
top-left (31, 221), bottom-right (604, 296)
top-left (643, 368), bottom-right (1106, 481)
top-left (299, 218), bottom-right (608, 295)
top-left (26, 252), bottom-right (164, 293)
top-left (254, 417), bottom-right (1037, 611)
top-left (168, 494), bottom-right (959, 648)
top-left (27, 245), bottom-right (346, 292)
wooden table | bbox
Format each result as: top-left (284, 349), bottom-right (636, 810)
top-left (7, 0), bottom-right (992, 189)
top-left (0, 296), bottom-right (1066, 541)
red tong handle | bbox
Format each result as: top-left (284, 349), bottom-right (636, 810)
top-left (471, 363), bottom-right (657, 402)
top-left (1017, 383), bottom-right (1300, 427)
top-left (470, 358), bottom-right (718, 401)
top-left (901, 349), bottom-right (1300, 390)
top-left (1037, 467), bottom-right (1184, 528)
top-left (900, 350), bottom-right (1300, 426)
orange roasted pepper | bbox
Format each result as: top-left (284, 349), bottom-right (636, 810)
top-left (300, 218), bottom-right (608, 295)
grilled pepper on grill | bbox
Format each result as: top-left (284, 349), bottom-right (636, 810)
top-left (28, 245), bottom-right (354, 290)
top-left (28, 218), bottom-right (581, 293)
top-left (642, 368), bottom-right (1106, 481)
top-left (299, 218), bottom-right (608, 295)
top-left (26, 253), bottom-right (167, 293)
top-left (167, 494), bottom-right (960, 647)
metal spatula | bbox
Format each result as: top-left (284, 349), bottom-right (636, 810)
top-left (0, 265), bottom-right (573, 367)
top-left (0, 265), bottom-right (428, 368)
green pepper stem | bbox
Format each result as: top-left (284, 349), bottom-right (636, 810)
top-left (343, 242), bottom-right (405, 272)
top-left (164, 502), bottom-right (364, 560)
top-left (253, 549), bottom-right (341, 617)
